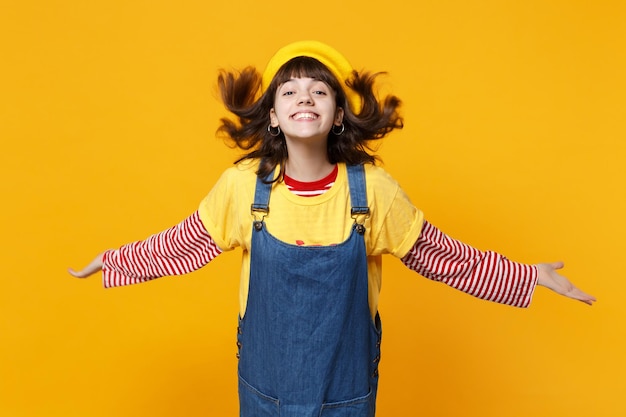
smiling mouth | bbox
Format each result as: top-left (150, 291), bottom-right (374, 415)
top-left (291, 112), bottom-right (319, 120)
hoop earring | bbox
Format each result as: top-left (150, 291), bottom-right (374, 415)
top-left (332, 123), bottom-right (345, 136)
top-left (268, 124), bottom-right (281, 137)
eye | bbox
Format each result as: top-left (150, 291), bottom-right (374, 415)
top-left (313, 90), bottom-right (327, 95)
top-left (281, 90), bottom-right (295, 96)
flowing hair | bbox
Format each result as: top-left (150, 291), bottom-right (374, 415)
top-left (217, 56), bottom-right (403, 181)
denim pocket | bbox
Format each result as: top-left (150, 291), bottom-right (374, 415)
top-left (319, 389), bottom-right (374, 417)
top-left (238, 373), bottom-right (280, 417)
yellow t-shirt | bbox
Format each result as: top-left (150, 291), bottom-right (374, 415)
top-left (198, 160), bottom-right (424, 318)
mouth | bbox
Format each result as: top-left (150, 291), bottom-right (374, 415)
top-left (291, 112), bottom-right (319, 121)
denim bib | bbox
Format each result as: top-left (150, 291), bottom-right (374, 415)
top-left (236, 164), bottom-right (382, 417)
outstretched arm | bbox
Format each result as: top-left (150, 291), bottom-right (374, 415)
top-left (68, 211), bottom-right (222, 287)
top-left (402, 221), bottom-right (595, 307)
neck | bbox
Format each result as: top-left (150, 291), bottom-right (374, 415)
top-left (284, 141), bottom-right (334, 182)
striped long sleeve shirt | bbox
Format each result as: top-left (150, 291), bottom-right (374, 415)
top-left (102, 169), bottom-right (537, 308)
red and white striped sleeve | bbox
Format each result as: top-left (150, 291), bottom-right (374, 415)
top-left (401, 221), bottom-right (538, 308)
top-left (102, 211), bottom-right (222, 288)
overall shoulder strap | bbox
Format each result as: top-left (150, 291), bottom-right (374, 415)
top-left (346, 164), bottom-right (370, 233)
top-left (250, 162), bottom-right (273, 229)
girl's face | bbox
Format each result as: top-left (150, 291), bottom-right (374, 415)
top-left (270, 77), bottom-right (344, 144)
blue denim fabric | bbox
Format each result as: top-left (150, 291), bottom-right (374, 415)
top-left (237, 164), bottom-right (382, 417)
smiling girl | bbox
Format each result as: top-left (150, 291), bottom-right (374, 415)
top-left (69, 41), bottom-right (595, 417)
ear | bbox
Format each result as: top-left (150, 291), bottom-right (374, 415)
top-left (334, 107), bottom-right (344, 125)
top-left (269, 108), bottom-right (279, 127)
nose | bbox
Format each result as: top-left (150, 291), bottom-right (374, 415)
top-left (297, 91), bottom-right (313, 105)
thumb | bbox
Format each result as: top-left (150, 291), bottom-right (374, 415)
top-left (544, 261), bottom-right (565, 271)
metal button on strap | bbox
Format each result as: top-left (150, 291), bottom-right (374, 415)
top-left (236, 328), bottom-right (242, 358)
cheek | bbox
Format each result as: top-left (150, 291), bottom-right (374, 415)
top-left (270, 103), bottom-right (285, 123)
top-left (272, 101), bottom-right (289, 119)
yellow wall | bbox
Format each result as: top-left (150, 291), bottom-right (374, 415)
top-left (1, 1), bottom-right (624, 416)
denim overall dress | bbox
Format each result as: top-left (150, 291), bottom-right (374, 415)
top-left (236, 164), bottom-right (382, 417)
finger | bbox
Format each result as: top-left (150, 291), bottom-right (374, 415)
top-left (67, 267), bottom-right (90, 278)
top-left (68, 264), bottom-right (101, 278)
top-left (548, 261), bottom-right (565, 270)
top-left (568, 288), bottom-right (597, 305)
top-left (578, 297), bottom-right (594, 306)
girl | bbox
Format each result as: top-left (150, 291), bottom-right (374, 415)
top-left (69, 40), bottom-right (595, 417)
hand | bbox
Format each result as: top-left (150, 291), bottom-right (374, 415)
top-left (536, 261), bottom-right (596, 306)
top-left (68, 252), bottom-right (105, 279)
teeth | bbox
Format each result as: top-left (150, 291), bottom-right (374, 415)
top-left (293, 112), bottom-right (317, 120)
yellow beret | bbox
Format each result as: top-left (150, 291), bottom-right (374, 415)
top-left (261, 40), bottom-right (360, 113)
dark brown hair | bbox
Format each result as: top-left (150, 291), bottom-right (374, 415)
top-left (217, 56), bottom-right (403, 180)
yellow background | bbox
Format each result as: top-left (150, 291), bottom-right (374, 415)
top-left (1, 1), bottom-right (624, 416)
